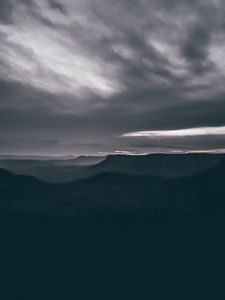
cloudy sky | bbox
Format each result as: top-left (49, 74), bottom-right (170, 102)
top-left (1, 0), bottom-right (225, 155)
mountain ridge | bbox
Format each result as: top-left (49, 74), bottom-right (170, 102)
top-left (0, 156), bottom-right (225, 215)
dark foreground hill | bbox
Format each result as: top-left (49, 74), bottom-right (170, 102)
top-left (1, 208), bottom-right (224, 300)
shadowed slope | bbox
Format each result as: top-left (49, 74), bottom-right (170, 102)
top-left (85, 153), bottom-right (224, 178)
top-left (0, 156), bottom-right (225, 215)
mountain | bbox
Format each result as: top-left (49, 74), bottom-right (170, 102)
top-left (0, 156), bottom-right (105, 182)
top-left (60, 156), bottom-right (105, 166)
top-left (0, 156), bottom-right (105, 168)
top-left (0, 168), bottom-right (15, 183)
top-left (0, 167), bottom-right (51, 212)
top-left (0, 153), bottom-right (223, 183)
top-left (0, 168), bottom-right (42, 185)
top-left (0, 154), bottom-right (75, 160)
top-left (0, 156), bottom-right (225, 215)
top-left (81, 153), bottom-right (224, 179)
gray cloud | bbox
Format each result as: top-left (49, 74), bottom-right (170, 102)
top-left (48, 0), bottom-right (67, 15)
top-left (182, 22), bottom-right (212, 73)
top-left (1, 0), bottom-right (225, 154)
top-left (0, 0), bottom-right (13, 24)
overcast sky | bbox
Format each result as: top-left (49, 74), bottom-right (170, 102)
top-left (1, 0), bottom-right (225, 155)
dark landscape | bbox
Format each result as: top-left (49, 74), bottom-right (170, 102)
top-left (0, 154), bottom-right (224, 299)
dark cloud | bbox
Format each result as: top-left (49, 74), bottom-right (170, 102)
top-left (48, 0), bottom-right (67, 15)
top-left (182, 23), bottom-right (212, 73)
top-left (0, 0), bottom-right (225, 154)
top-left (0, 0), bottom-right (13, 24)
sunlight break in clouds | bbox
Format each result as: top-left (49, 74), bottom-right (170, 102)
top-left (122, 126), bottom-right (225, 138)
top-left (0, 1), bottom-right (121, 97)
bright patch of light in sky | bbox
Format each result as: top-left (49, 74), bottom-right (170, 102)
top-left (0, 8), bottom-right (121, 97)
top-left (122, 126), bottom-right (225, 138)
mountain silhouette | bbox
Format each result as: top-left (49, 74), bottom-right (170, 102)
top-left (0, 167), bottom-right (42, 185)
top-left (0, 156), bottom-right (105, 182)
top-left (85, 153), bottom-right (223, 178)
top-left (0, 155), bottom-right (225, 215)
top-left (0, 153), bottom-right (223, 183)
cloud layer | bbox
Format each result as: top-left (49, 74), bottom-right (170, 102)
top-left (1, 0), bottom-right (225, 154)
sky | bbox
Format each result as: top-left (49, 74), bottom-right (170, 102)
top-left (1, 0), bottom-right (225, 155)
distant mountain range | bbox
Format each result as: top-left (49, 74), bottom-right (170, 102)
top-left (0, 153), bottom-right (223, 183)
top-left (84, 153), bottom-right (223, 178)
top-left (0, 154), bottom-right (225, 216)
top-left (0, 156), bottom-right (105, 182)
top-left (0, 154), bottom-right (76, 160)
